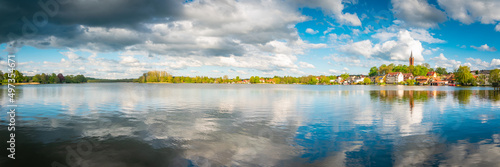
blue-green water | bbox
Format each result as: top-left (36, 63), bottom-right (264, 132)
top-left (1, 83), bottom-right (500, 166)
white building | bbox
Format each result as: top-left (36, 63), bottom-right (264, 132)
top-left (386, 72), bottom-right (404, 84)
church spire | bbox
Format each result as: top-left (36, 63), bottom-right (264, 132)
top-left (409, 51), bottom-right (414, 66)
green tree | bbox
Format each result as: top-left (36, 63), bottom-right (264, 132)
top-left (13, 70), bottom-right (25, 83)
top-left (369, 66), bottom-right (378, 76)
top-left (490, 69), bottom-right (500, 83)
top-left (74, 75), bottom-right (87, 83)
top-left (455, 66), bottom-right (474, 85)
top-left (378, 64), bottom-right (393, 75)
top-left (393, 65), bottom-right (409, 73)
top-left (435, 67), bottom-right (447, 75)
top-left (363, 78), bottom-right (371, 85)
top-left (406, 79), bottom-right (416, 86)
top-left (307, 75), bottom-right (318, 85)
top-left (412, 65), bottom-right (429, 76)
top-left (41, 73), bottom-right (48, 84)
top-left (49, 73), bottom-right (57, 83)
top-left (32, 74), bottom-right (41, 83)
top-left (273, 76), bottom-right (281, 84)
top-left (341, 73), bottom-right (350, 80)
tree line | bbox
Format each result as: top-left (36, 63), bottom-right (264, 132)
top-left (368, 64), bottom-right (500, 86)
top-left (0, 70), bottom-right (87, 84)
top-left (368, 63), bottom-right (447, 77)
top-left (136, 71), bottom-right (367, 85)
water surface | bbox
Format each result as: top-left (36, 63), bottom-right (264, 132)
top-left (1, 83), bottom-right (499, 166)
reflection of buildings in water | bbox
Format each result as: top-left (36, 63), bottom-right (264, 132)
top-left (409, 90), bottom-right (414, 113)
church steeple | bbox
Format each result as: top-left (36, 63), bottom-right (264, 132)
top-left (409, 51), bottom-right (414, 66)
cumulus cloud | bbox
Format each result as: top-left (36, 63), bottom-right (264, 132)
top-left (296, 0), bottom-right (361, 26)
top-left (305, 28), bottom-right (319, 35)
top-left (496, 23), bottom-right (500, 32)
top-left (471, 44), bottom-right (497, 52)
top-left (430, 53), bottom-right (462, 69)
top-left (299, 61), bottom-right (315, 68)
top-left (391, 0), bottom-right (447, 28)
top-left (339, 30), bottom-right (424, 61)
top-left (491, 59), bottom-right (500, 68)
top-left (2, 0), bottom-right (339, 78)
top-left (409, 29), bottom-right (445, 43)
top-left (438, 0), bottom-right (500, 25)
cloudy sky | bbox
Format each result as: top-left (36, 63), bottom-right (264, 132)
top-left (1, 0), bottom-right (500, 79)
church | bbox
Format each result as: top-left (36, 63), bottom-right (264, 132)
top-left (409, 51), bottom-right (414, 66)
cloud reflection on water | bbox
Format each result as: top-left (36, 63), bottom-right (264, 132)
top-left (0, 84), bottom-right (499, 166)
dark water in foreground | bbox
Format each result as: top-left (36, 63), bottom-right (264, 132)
top-left (1, 83), bottom-right (500, 167)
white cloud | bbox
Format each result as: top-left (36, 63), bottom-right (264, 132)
top-left (236, 70), bottom-right (248, 75)
top-left (409, 29), bottom-right (445, 43)
top-left (339, 30), bottom-right (424, 61)
top-left (438, 0), bottom-right (500, 25)
top-left (352, 29), bottom-right (361, 36)
top-left (305, 28), bottom-right (319, 35)
top-left (17, 0), bottom-right (337, 78)
top-left (296, 0), bottom-right (361, 26)
top-left (471, 44), bottom-right (497, 52)
top-left (496, 23), bottom-right (500, 32)
top-left (326, 54), bottom-right (361, 64)
top-left (430, 53), bottom-right (462, 69)
top-left (466, 57), bottom-right (491, 70)
top-left (391, 0), bottom-right (447, 28)
top-left (299, 62), bottom-right (316, 68)
top-left (323, 27), bottom-right (335, 35)
top-left (371, 31), bottom-right (397, 42)
top-left (491, 59), bottom-right (500, 68)
top-left (329, 33), bottom-right (351, 42)
top-left (328, 67), bottom-right (349, 75)
top-left (371, 28), bottom-right (444, 44)
top-left (329, 69), bottom-right (341, 74)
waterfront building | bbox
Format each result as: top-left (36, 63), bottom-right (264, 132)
top-left (386, 72), bottom-right (403, 84)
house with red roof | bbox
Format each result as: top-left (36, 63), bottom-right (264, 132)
top-left (402, 73), bottom-right (414, 81)
top-left (427, 71), bottom-right (437, 78)
top-left (415, 76), bottom-right (429, 84)
top-left (386, 72), bottom-right (403, 84)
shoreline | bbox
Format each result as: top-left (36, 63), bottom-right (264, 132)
top-left (3, 82), bottom-right (498, 88)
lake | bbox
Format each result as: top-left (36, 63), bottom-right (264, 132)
top-left (1, 83), bottom-right (500, 166)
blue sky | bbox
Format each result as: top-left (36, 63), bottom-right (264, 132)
top-left (1, 0), bottom-right (500, 79)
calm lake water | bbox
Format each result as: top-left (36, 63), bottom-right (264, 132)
top-left (1, 83), bottom-right (500, 166)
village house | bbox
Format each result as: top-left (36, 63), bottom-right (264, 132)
top-left (415, 76), bottom-right (429, 84)
top-left (443, 74), bottom-right (454, 84)
top-left (427, 71), bottom-right (437, 78)
top-left (354, 76), bottom-right (365, 83)
top-left (402, 73), bottom-right (414, 81)
top-left (430, 77), bottom-right (448, 86)
top-left (374, 75), bottom-right (386, 83)
top-left (336, 76), bottom-right (343, 83)
top-left (386, 72), bottom-right (403, 84)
